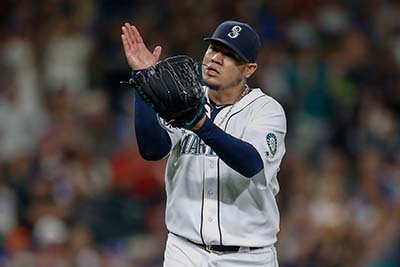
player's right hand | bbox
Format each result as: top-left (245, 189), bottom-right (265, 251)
top-left (121, 22), bottom-right (162, 70)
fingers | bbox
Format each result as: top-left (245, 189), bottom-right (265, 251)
top-left (122, 24), bottom-right (134, 48)
top-left (123, 22), bottom-right (143, 46)
top-left (121, 34), bottom-right (131, 55)
top-left (121, 23), bottom-right (145, 48)
top-left (153, 46), bottom-right (162, 61)
top-left (130, 24), bottom-right (144, 44)
top-left (120, 22), bottom-right (162, 69)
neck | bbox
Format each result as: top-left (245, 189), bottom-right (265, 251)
top-left (208, 82), bottom-right (248, 105)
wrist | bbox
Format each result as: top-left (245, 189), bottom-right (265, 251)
top-left (190, 116), bottom-right (206, 131)
top-left (131, 68), bottom-right (149, 77)
top-left (128, 68), bottom-right (150, 88)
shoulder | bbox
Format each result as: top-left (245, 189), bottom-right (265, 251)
top-left (249, 88), bottom-right (285, 115)
top-left (249, 89), bottom-right (287, 132)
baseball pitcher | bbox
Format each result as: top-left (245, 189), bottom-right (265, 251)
top-left (121, 20), bottom-right (286, 267)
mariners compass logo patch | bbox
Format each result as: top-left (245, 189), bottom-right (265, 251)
top-left (265, 132), bottom-right (277, 158)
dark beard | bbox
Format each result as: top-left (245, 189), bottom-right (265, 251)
top-left (205, 79), bottom-right (245, 92)
top-left (204, 81), bottom-right (221, 91)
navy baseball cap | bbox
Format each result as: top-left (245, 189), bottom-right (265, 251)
top-left (204, 20), bottom-right (261, 63)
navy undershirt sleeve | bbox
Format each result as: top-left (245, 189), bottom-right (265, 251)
top-left (134, 91), bottom-right (171, 160)
top-left (193, 117), bottom-right (263, 178)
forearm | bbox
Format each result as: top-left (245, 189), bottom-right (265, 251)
top-left (134, 91), bottom-right (171, 160)
top-left (193, 117), bottom-right (263, 177)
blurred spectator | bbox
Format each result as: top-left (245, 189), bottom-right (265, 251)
top-left (0, 68), bottom-right (48, 163)
top-left (0, 185), bottom-right (17, 237)
top-left (69, 224), bottom-right (101, 267)
top-left (0, 1), bottom-right (399, 267)
top-left (42, 5), bottom-right (94, 93)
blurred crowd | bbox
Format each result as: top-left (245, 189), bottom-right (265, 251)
top-left (0, 0), bottom-right (399, 267)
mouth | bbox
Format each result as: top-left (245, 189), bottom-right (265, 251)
top-left (205, 64), bottom-right (220, 76)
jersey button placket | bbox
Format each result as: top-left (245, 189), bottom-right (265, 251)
top-left (202, 158), bottom-right (219, 244)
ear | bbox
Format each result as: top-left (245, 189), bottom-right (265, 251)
top-left (244, 63), bottom-right (257, 79)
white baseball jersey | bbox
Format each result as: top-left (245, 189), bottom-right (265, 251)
top-left (160, 87), bottom-right (286, 248)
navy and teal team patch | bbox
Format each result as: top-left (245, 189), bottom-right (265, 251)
top-left (265, 132), bottom-right (277, 158)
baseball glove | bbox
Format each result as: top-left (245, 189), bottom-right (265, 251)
top-left (128, 55), bottom-right (205, 128)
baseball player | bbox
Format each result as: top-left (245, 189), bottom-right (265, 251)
top-left (121, 20), bottom-right (286, 267)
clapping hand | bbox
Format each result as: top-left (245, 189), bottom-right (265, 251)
top-left (121, 22), bottom-right (162, 70)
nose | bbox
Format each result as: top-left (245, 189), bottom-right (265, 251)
top-left (211, 52), bottom-right (223, 65)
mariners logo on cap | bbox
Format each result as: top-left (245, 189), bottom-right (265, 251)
top-left (228, 25), bottom-right (242, 39)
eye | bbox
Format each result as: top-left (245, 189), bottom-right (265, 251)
top-left (224, 51), bottom-right (243, 63)
top-left (224, 51), bottom-right (235, 58)
top-left (209, 45), bottom-right (218, 52)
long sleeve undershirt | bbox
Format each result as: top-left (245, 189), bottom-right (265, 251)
top-left (134, 91), bottom-right (171, 160)
top-left (134, 93), bottom-right (263, 177)
top-left (193, 117), bottom-right (263, 177)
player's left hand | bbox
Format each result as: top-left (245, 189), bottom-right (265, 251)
top-left (121, 22), bottom-right (162, 70)
top-left (128, 55), bottom-right (206, 128)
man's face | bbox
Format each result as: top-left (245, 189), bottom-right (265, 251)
top-left (202, 42), bottom-right (248, 90)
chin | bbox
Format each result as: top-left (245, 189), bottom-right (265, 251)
top-left (204, 80), bottom-right (221, 91)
